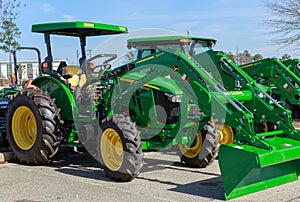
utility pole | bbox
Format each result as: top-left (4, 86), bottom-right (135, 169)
top-left (76, 49), bottom-right (79, 66)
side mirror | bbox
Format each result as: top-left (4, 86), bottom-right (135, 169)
top-left (41, 61), bottom-right (52, 74)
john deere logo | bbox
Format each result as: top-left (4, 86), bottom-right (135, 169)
top-left (173, 65), bottom-right (179, 72)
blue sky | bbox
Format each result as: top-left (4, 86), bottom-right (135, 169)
top-left (1, 0), bottom-right (296, 63)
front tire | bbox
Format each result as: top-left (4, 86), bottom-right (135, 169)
top-left (97, 114), bottom-right (143, 182)
top-left (6, 88), bottom-right (62, 164)
top-left (178, 118), bottom-right (220, 168)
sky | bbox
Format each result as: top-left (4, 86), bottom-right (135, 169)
top-left (1, 0), bottom-right (297, 63)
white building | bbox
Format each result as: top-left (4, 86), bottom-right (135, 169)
top-left (0, 60), bottom-right (65, 86)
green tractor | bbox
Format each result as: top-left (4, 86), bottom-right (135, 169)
top-left (4, 21), bottom-right (130, 165)
top-left (241, 58), bottom-right (300, 122)
top-left (119, 35), bottom-right (300, 199)
top-left (4, 21), bottom-right (300, 200)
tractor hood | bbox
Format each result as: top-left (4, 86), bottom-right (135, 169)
top-left (119, 71), bottom-right (183, 95)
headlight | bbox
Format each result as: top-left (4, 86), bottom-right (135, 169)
top-left (164, 93), bottom-right (182, 102)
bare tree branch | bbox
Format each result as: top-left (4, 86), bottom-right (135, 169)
top-left (265, 0), bottom-right (300, 48)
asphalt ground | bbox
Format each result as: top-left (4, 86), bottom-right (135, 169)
top-left (1, 150), bottom-right (300, 202)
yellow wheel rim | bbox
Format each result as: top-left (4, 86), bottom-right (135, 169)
top-left (178, 132), bottom-right (202, 159)
top-left (217, 124), bottom-right (234, 145)
top-left (100, 128), bottom-right (124, 171)
top-left (12, 106), bottom-right (37, 150)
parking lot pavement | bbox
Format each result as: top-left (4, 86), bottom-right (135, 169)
top-left (1, 150), bottom-right (300, 202)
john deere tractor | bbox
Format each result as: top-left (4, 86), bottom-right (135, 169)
top-left (4, 21), bottom-right (130, 165)
top-left (5, 21), bottom-right (300, 200)
top-left (117, 35), bottom-right (300, 199)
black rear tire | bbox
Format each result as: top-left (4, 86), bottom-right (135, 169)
top-left (97, 114), bottom-right (143, 182)
top-left (179, 118), bottom-right (220, 168)
top-left (6, 88), bottom-right (62, 164)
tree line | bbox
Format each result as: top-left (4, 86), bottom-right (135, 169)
top-left (226, 50), bottom-right (292, 66)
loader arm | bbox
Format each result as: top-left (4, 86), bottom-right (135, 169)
top-left (126, 36), bottom-right (299, 146)
top-left (241, 58), bottom-right (300, 106)
top-left (103, 49), bottom-right (295, 150)
top-left (282, 58), bottom-right (300, 77)
top-left (220, 53), bottom-right (297, 129)
top-left (193, 50), bottom-right (300, 200)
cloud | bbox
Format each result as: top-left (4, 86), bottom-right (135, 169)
top-left (62, 15), bottom-right (75, 21)
top-left (42, 3), bottom-right (53, 13)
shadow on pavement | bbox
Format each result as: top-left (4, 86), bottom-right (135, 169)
top-left (138, 159), bottom-right (224, 200)
top-left (51, 150), bottom-right (225, 200)
top-left (169, 176), bottom-right (224, 200)
top-left (50, 150), bottom-right (112, 182)
top-left (137, 175), bottom-right (224, 200)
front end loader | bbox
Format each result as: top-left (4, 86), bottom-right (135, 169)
top-left (122, 36), bottom-right (300, 199)
top-left (241, 58), bottom-right (300, 122)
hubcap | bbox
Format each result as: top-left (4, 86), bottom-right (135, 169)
top-left (217, 124), bottom-right (234, 145)
top-left (178, 132), bottom-right (202, 159)
top-left (12, 106), bottom-right (37, 150)
top-left (100, 128), bottom-right (124, 171)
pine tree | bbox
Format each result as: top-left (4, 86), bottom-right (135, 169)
top-left (0, 0), bottom-right (24, 80)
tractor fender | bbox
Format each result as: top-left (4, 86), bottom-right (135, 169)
top-left (32, 76), bottom-right (77, 121)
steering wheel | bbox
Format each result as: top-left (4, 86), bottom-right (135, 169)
top-left (87, 54), bottom-right (116, 72)
top-left (90, 64), bottom-right (111, 74)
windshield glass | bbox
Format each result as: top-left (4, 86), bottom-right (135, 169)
top-left (189, 40), bottom-right (212, 56)
top-left (131, 39), bottom-right (214, 60)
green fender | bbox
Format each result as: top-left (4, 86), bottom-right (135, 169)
top-left (32, 76), bottom-right (77, 121)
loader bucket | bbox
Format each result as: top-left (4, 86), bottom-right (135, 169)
top-left (219, 137), bottom-right (300, 200)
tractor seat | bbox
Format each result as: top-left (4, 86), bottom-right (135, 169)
top-left (65, 66), bottom-right (86, 89)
